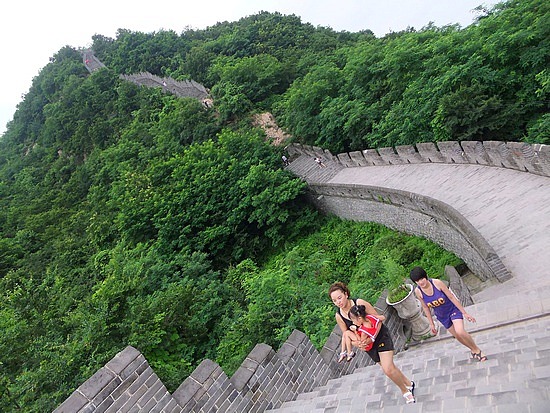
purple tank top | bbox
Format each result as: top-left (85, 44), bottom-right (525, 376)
top-left (418, 279), bottom-right (458, 319)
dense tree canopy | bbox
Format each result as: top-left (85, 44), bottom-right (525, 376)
top-left (0, 0), bottom-right (547, 410)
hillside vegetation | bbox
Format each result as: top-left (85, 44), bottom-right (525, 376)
top-left (0, 0), bottom-right (548, 410)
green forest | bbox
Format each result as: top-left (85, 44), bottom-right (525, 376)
top-left (0, 0), bottom-right (548, 410)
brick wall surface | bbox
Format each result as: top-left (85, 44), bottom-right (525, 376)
top-left (56, 322), bottom-right (398, 412)
top-left (53, 346), bottom-right (182, 413)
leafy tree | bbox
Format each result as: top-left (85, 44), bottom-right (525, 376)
top-left (0, 3), bottom-right (544, 410)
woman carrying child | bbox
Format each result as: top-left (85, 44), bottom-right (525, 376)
top-left (328, 282), bottom-right (383, 363)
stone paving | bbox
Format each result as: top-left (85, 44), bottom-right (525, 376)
top-left (267, 302), bottom-right (550, 413)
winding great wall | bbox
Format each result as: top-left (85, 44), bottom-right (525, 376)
top-left (52, 48), bottom-right (550, 413)
top-left (55, 139), bottom-right (550, 412)
top-left (82, 50), bottom-right (210, 103)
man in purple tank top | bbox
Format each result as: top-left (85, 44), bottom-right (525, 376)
top-left (410, 266), bottom-right (488, 362)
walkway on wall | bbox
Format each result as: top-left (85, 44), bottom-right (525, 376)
top-left (54, 142), bottom-right (550, 412)
top-left (268, 313), bottom-right (550, 413)
top-left (287, 154), bottom-right (550, 303)
top-left (330, 162), bottom-right (550, 299)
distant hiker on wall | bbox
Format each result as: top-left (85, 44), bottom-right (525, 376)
top-left (410, 266), bottom-right (488, 362)
top-left (314, 157), bottom-right (326, 168)
top-left (282, 155), bottom-right (290, 166)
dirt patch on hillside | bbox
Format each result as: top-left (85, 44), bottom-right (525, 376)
top-left (252, 112), bottom-right (291, 146)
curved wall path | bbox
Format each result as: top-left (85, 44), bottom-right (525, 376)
top-left (54, 140), bottom-right (550, 412)
top-left (330, 163), bottom-right (550, 297)
top-left (286, 141), bottom-right (550, 303)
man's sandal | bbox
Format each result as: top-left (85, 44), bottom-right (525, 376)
top-left (337, 352), bottom-right (347, 363)
top-left (403, 391), bottom-right (415, 404)
top-left (471, 351), bottom-right (488, 362)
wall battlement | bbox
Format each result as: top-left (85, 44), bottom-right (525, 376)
top-left (56, 261), bottom-right (473, 412)
top-left (287, 140), bottom-right (550, 178)
top-left (56, 285), bottom-right (427, 413)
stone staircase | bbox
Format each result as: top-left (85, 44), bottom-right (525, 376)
top-left (285, 153), bottom-right (343, 184)
top-left (276, 142), bottom-right (550, 412)
top-left (266, 314), bottom-right (550, 413)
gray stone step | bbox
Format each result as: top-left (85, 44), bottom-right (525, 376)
top-left (266, 315), bottom-right (550, 413)
top-left (285, 155), bottom-right (342, 183)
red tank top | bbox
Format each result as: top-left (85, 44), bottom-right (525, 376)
top-left (357, 315), bottom-right (380, 351)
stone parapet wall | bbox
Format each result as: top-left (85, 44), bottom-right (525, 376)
top-left (445, 265), bottom-right (474, 307)
top-left (289, 141), bottom-right (550, 178)
top-left (55, 314), bottom-right (409, 412)
top-left (53, 346), bottom-right (182, 413)
top-left (307, 183), bottom-right (511, 283)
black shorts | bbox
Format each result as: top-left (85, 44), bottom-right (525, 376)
top-left (365, 324), bottom-right (394, 363)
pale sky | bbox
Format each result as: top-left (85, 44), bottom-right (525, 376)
top-left (0, 0), bottom-right (498, 135)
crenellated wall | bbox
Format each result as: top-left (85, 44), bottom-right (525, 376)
top-left (287, 140), bottom-right (550, 178)
top-left (54, 290), bottom-right (416, 413)
top-left (55, 139), bottom-right (531, 412)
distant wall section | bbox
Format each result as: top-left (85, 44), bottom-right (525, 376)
top-left (120, 72), bottom-right (209, 100)
top-left (81, 49), bottom-right (210, 102)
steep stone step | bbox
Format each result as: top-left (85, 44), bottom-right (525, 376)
top-left (266, 315), bottom-right (550, 412)
top-left (285, 155), bottom-right (342, 183)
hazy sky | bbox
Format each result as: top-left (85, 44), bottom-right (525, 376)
top-left (0, 0), bottom-right (498, 135)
